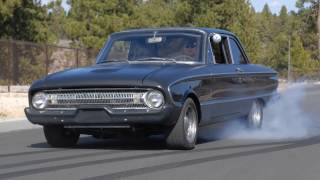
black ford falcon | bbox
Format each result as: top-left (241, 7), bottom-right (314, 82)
top-left (25, 28), bottom-right (278, 149)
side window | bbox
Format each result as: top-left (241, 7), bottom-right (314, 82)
top-left (107, 41), bottom-right (130, 61)
top-left (229, 38), bottom-right (247, 64)
top-left (210, 36), bottom-right (231, 64)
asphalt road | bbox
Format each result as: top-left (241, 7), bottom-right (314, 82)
top-left (0, 84), bottom-right (320, 180)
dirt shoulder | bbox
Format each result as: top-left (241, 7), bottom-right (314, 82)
top-left (0, 93), bottom-right (28, 121)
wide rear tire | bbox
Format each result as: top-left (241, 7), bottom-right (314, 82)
top-left (166, 98), bottom-right (199, 150)
top-left (247, 100), bottom-right (263, 129)
top-left (43, 125), bottom-right (79, 147)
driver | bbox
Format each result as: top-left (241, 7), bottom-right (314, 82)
top-left (183, 40), bottom-right (197, 60)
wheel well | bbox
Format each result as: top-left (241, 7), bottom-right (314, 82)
top-left (187, 94), bottom-right (201, 123)
top-left (257, 98), bottom-right (266, 107)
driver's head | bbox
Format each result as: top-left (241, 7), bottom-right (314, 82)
top-left (183, 40), bottom-right (197, 58)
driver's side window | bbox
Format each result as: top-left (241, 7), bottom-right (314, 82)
top-left (209, 35), bottom-right (231, 64)
top-left (108, 41), bottom-right (130, 61)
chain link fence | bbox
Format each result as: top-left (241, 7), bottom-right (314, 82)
top-left (0, 39), bottom-right (98, 92)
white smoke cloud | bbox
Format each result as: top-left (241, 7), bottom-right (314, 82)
top-left (200, 83), bottom-right (317, 141)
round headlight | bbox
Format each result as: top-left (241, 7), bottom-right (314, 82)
top-left (143, 90), bottom-right (164, 108)
top-left (32, 92), bottom-right (48, 110)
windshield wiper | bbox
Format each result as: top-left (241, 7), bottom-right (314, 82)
top-left (132, 57), bottom-right (176, 62)
top-left (97, 59), bottom-right (129, 64)
top-left (97, 57), bottom-right (177, 64)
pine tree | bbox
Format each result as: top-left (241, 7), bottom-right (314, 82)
top-left (0, 0), bottom-right (50, 42)
top-left (296, 0), bottom-right (320, 59)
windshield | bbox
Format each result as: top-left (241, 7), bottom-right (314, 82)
top-left (97, 32), bottom-right (203, 63)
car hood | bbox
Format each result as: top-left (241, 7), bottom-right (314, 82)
top-left (41, 62), bottom-right (166, 89)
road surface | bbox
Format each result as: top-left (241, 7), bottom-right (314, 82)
top-left (0, 84), bottom-right (319, 180)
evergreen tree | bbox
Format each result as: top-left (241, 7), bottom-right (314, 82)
top-left (129, 0), bottom-right (176, 28)
top-left (296, 0), bottom-right (320, 59)
top-left (0, 0), bottom-right (319, 79)
top-left (46, 0), bottom-right (67, 42)
top-left (64, 0), bottom-right (138, 49)
top-left (0, 0), bottom-right (51, 42)
top-left (291, 35), bottom-right (313, 78)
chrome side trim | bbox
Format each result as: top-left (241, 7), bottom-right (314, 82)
top-left (200, 92), bottom-right (278, 106)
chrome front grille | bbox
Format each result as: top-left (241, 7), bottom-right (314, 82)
top-left (44, 89), bottom-right (148, 109)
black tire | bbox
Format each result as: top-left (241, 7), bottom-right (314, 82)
top-left (166, 98), bottom-right (199, 150)
top-left (43, 125), bottom-right (79, 147)
top-left (247, 100), bottom-right (263, 129)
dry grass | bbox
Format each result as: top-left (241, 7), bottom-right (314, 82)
top-left (0, 112), bottom-right (6, 118)
top-left (0, 93), bottom-right (28, 119)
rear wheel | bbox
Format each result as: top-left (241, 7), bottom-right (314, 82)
top-left (247, 100), bottom-right (263, 129)
top-left (166, 98), bottom-right (198, 150)
top-left (43, 125), bottom-right (79, 147)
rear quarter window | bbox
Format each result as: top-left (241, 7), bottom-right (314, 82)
top-left (229, 38), bottom-right (247, 64)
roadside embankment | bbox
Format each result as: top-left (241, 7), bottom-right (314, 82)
top-left (0, 93), bottom-right (28, 121)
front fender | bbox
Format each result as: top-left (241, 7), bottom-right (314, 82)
top-left (169, 79), bottom-right (202, 105)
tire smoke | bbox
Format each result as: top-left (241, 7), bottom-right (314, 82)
top-left (200, 84), bottom-right (318, 141)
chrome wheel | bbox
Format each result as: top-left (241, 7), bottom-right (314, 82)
top-left (248, 100), bottom-right (263, 129)
top-left (166, 98), bottom-right (198, 150)
top-left (184, 106), bottom-right (197, 144)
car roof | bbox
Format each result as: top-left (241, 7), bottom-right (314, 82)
top-left (111, 27), bottom-right (235, 36)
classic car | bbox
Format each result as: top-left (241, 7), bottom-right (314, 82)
top-left (25, 27), bottom-right (278, 150)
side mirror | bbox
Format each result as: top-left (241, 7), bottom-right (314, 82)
top-left (212, 33), bottom-right (222, 44)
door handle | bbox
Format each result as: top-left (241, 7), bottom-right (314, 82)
top-left (235, 67), bottom-right (244, 73)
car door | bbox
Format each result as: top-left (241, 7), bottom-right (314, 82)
top-left (200, 34), bottom-right (244, 125)
top-left (227, 36), bottom-right (254, 116)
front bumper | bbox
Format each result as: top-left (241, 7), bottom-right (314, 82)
top-left (25, 105), bottom-right (181, 127)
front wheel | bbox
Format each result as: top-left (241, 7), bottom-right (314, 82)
top-left (247, 100), bottom-right (263, 129)
top-left (43, 125), bottom-right (79, 147)
top-left (166, 98), bottom-right (198, 150)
